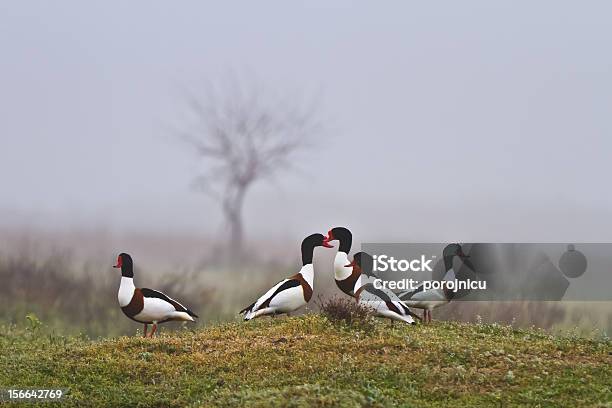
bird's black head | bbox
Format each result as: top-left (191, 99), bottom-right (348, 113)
top-left (324, 227), bottom-right (352, 254)
top-left (301, 233), bottom-right (333, 265)
top-left (442, 243), bottom-right (474, 271)
top-left (350, 251), bottom-right (375, 277)
top-left (113, 252), bottom-right (134, 278)
top-left (443, 243), bottom-right (468, 259)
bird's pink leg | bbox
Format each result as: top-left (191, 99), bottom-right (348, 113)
top-left (149, 323), bottom-right (158, 337)
top-left (143, 324), bottom-right (148, 338)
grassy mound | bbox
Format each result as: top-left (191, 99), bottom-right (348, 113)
top-left (1, 315), bottom-right (610, 407)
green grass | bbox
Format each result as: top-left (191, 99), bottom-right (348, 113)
top-left (1, 315), bottom-right (611, 407)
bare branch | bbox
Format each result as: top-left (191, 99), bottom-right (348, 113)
top-left (178, 75), bottom-right (324, 252)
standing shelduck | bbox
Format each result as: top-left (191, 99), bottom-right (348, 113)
top-left (398, 243), bottom-right (473, 322)
top-left (240, 233), bottom-right (332, 320)
top-left (114, 253), bottom-right (198, 337)
top-left (325, 227), bottom-right (362, 298)
top-left (350, 252), bottom-right (420, 324)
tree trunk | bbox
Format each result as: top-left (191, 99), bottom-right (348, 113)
top-left (222, 183), bottom-right (248, 256)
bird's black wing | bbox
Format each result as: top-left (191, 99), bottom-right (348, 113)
top-left (240, 279), bottom-right (302, 314)
top-left (361, 283), bottom-right (394, 303)
top-left (141, 288), bottom-right (198, 318)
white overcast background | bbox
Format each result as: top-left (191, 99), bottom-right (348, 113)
top-left (1, 1), bottom-right (611, 245)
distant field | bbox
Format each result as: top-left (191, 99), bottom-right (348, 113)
top-left (1, 236), bottom-right (611, 337)
top-left (2, 315), bottom-right (610, 407)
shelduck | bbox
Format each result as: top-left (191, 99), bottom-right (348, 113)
top-left (240, 233), bottom-right (332, 320)
top-left (114, 253), bottom-right (198, 337)
top-left (324, 227), bottom-right (361, 298)
top-left (398, 243), bottom-right (473, 322)
top-left (350, 252), bottom-right (420, 324)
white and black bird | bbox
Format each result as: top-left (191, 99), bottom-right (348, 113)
top-left (239, 233), bottom-right (332, 320)
top-left (114, 253), bottom-right (198, 337)
top-left (325, 227), bottom-right (362, 298)
top-left (350, 252), bottom-right (420, 324)
top-left (398, 243), bottom-right (473, 323)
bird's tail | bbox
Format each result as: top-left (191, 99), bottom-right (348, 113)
top-left (239, 302), bottom-right (256, 316)
top-left (404, 315), bottom-right (416, 325)
top-left (187, 309), bottom-right (199, 319)
top-left (171, 311), bottom-right (196, 322)
top-left (399, 302), bottom-right (422, 322)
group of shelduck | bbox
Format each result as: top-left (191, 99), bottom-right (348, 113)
top-left (326, 227), bottom-right (420, 324)
top-left (114, 226), bottom-right (473, 336)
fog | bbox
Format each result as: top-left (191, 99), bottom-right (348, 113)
top-left (1, 1), bottom-right (612, 244)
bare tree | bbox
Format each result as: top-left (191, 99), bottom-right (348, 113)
top-left (179, 78), bottom-right (323, 254)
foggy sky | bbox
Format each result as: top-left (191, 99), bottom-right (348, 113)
top-left (1, 1), bottom-right (612, 243)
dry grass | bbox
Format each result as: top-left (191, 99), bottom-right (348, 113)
top-left (1, 314), bottom-right (610, 407)
top-left (318, 295), bottom-right (376, 330)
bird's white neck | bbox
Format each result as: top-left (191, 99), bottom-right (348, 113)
top-left (443, 267), bottom-right (456, 282)
top-left (299, 264), bottom-right (314, 287)
top-left (334, 252), bottom-right (351, 280)
top-left (118, 276), bottom-right (135, 307)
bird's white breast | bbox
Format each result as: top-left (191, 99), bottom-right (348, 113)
top-left (333, 252), bottom-right (351, 280)
top-left (299, 264), bottom-right (314, 287)
top-left (118, 277), bottom-right (135, 307)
